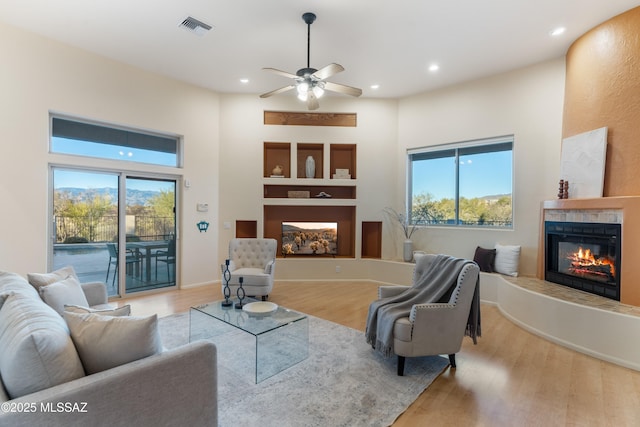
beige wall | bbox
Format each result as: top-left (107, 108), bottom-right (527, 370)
top-left (0, 22), bottom-right (221, 286)
top-left (0, 19), bottom-right (568, 284)
top-left (563, 6), bottom-right (640, 197)
top-left (397, 59), bottom-right (566, 276)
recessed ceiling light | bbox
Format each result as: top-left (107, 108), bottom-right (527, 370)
top-left (370, 84), bottom-right (380, 90)
top-left (428, 64), bottom-right (439, 72)
top-left (240, 78), bottom-right (249, 84)
top-left (550, 27), bottom-right (566, 37)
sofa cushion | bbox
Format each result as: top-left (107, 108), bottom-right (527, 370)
top-left (494, 243), bottom-right (521, 277)
top-left (39, 275), bottom-right (90, 315)
top-left (64, 311), bottom-right (162, 375)
top-left (64, 304), bottom-right (131, 316)
top-left (473, 246), bottom-right (496, 273)
top-left (0, 292), bottom-right (85, 399)
top-left (27, 266), bottom-right (79, 291)
top-left (0, 271), bottom-right (40, 299)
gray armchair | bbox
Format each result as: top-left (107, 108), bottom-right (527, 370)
top-left (378, 254), bottom-right (480, 375)
top-left (221, 238), bottom-right (277, 300)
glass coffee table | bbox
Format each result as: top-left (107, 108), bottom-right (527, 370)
top-left (189, 299), bottom-right (309, 383)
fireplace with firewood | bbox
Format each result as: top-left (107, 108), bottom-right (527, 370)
top-left (545, 221), bottom-right (621, 301)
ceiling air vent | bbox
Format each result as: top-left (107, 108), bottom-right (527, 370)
top-left (179, 16), bottom-right (213, 36)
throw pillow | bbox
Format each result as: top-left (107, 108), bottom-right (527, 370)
top-left (494, 243), bottom-right (521, 277)
top-left (39, 275), bottom-right (90, 316)
top-left (27, 266), bottom-right (79, 291)
top-left (64, 311), bottom-right (162, 374)
top-left (64, 304), bottom-right (131, 317)
top-left (0, 292), bottom-right (85, 399)
top-left (473, 246), bottom-right (496, 273)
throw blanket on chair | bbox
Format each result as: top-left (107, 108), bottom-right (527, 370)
top-left (365, 255), bottom-right (477, 358)
top-left (466, 275), bottom-right (482, 344)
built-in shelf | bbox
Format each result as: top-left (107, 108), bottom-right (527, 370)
top-left (263, 142), bottom-right (357, 180)
top-left (329, 144), bottom-right (356, 179)
top-left (235, 220), bottom-right (257, 238)
top-left (262, 140), bottom-right (377, 259)
top-left (264, 184), bottom-right (356, 199)
top-left (263, 142), bottom-right (291, 178)
top-left (361, 221), bottom-right (382, 259)
top-left (264, 205), bottom-right (356, 258)
top-left (297, 143), bottom-right (324, 179)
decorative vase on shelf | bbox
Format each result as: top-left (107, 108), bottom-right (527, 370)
top-left (403, 239), bottom-right (413, 262)
top-left (305, 155), bottom-right (315, 178)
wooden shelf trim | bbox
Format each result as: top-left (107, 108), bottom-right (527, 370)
top-left (264, 111), bottom-right (357, 127)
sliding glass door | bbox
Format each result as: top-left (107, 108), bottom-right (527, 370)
top-left (124, 177), bottom-right (176, 293)
top-left (51, 168), bottom-right (177, 297)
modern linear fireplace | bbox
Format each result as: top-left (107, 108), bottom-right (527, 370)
top-left (545, 221), bottom-right (621, 301)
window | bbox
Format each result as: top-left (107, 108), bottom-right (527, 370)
top-left (49, 115), bottom-right (180, 297)
top-left (51, 116), bottom-right (180, 167)
top-left (408, 136), bottom-right (513, 228)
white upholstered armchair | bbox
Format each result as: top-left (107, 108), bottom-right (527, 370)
top-left (221, 238), bottom-right (277, 300)
top-left (378, 254), bottom-right (480, 375)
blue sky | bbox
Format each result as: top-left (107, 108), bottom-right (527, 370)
top-left (51, 137), bottom-right (176, 167)
top-left (51, 136), bottom-right (177, 192)
top-left (412, 151), bottom-right (512, 200)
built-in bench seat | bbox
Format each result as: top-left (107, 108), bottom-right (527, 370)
top-left (477, 272), bottom-right (640, 371)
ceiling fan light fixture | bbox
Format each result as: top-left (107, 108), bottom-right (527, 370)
top-left (312, 85), bottom-right (324, 98)
top-left (297, 81), bottom-right (309, 95)
top-left (259, 12), bottom-right (362, 109)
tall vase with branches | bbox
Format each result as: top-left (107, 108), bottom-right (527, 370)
top-left (384, 207), bottom-right (418, 262)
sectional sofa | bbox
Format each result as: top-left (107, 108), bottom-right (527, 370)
top-left (0, 270), bottom-right (217, 426)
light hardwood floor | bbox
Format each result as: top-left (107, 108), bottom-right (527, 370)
top-left (118, 282), bottom-right (640, 426)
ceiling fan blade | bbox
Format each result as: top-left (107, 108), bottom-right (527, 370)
top-left (307, 90), bottom-right (320, 110)
top-left (311, 63), bottom-right (344, 81)
top-left (323, 81), bottom-right (363, 97)
top-left (260, 85), bottom-right (295, 98)
top-left (262, 67), bottom-right (299, 79)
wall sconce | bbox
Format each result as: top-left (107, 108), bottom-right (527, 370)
top-left (197, 221), bottom-right (209, 232)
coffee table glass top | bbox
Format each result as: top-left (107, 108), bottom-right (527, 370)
top-left (190, 299), bottom-right (307, 336)
top-left (190, 299), bottom-right (309, 383)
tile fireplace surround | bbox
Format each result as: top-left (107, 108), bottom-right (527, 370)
top-left (539, 196), bottom-right (640, 307)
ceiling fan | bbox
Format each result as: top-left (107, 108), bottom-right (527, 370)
top-left (260, 12), bottom-right (362, 110)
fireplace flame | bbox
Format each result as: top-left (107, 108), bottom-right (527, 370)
top-left (569, 246), bottom-right (615, 278)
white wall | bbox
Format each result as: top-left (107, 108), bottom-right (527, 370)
top-left (397, 59), bottom-right (566, 276)
top-left (0, 20), bottom-right (567, 285)
top-left (0, 22), bottom-right (220, 286)
top-left (217, 94), bottom-right (399, 278)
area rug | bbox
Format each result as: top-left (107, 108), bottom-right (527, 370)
top-left (159, 311), bottom-right (449, 427)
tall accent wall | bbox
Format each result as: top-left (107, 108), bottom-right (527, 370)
top-left (563, 6), bottom-right (640, 197)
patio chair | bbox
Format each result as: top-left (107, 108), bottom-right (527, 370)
top-left (155, 239), bottom-right (176, 283)
top-left (105, 243), bottom-right (141, 286)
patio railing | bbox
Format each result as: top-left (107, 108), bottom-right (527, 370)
top-left (55, 215), bottom-right (174, 243)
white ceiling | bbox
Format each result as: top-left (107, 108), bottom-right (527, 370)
top-left (1, 0), bottom-right (639, 99)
